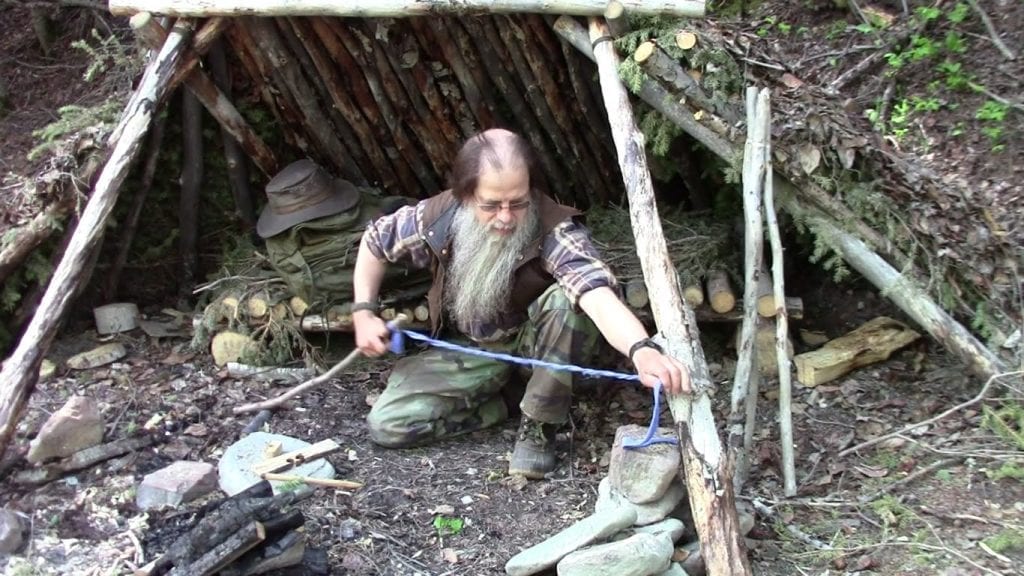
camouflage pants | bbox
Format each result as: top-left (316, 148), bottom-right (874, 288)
top-left (367, 284), bottom-right (602, 447)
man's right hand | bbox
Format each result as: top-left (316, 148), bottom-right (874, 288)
top-left (354, 310), bottom-right (391, 356)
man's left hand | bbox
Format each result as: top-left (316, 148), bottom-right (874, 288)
top-left (633, 348), bottom-right (691, 395)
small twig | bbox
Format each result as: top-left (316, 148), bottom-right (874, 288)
top-left (978, 541), bottom-right (1012, 565)
top-left (233, 315), bottom-right (407, 414)
top-left (857, 457), bottom-right (960, 504)
top-left (840, 370), bottom-right (1024, 457)
top-left (751, 498), bottom-right (833, 550)
top-left (965, 0), bottom-right (1017, 60)
top-left (261, 472), bottom-right (362, 490)
top-left (846, 0), bottom-right (871, 27)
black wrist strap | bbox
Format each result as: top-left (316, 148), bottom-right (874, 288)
top-left (351, 301), bottom-right (379, 314)
top-left (628, 337), bottom-right (663, 361)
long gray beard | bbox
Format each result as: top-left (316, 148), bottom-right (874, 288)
top-left (445, 204), bottom-right (540, 335)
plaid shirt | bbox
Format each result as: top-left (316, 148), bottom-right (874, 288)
top-left (364, 202), bottom-right (617, 310)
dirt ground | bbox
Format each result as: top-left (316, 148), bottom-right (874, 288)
top-left (1, 2), bottom-right (1023, 576)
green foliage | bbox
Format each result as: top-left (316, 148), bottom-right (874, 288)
top-left (433, 515), bottom-right (464, 537)
top-left (870, 494), bottom-right (912, 531)
top-left (981, 404), bottom-right (1024, 451)
top-left (983, 530), bottom-right (1024, 553)
top-left (988, 461), bottom-right (1024, 482)
top-left (947, 2), bottom-right (970, 24)
top-left (71, 29), bottom-right (137, 83)
top-left (1, 251), bottom-right (53, 314)
top-left (29, 101), bottom-right (121, 160)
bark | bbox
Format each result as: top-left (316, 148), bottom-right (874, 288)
top-left (274, 17), bottom-right (368, 185)
top-left (404, 19), bottom-right (477, 141)
top-left (109, 0), bottom-right (707, 18)
top-left (322, 18), bottom-right (440, 193)
top-left (420, 17), bottom-right (498, 131)
top-left (587, 16), bottom-right (751, 576)
top-left (286, 16), bottom-right (393, 188)
top-left (351, 20), bottom-right (451, 181)
top-left (206, 39), bottom-right (256, 229)
top-left (633, 40), bottom-right (740, 125)
top-left (0, 17), bottom-right (194, 456)
top-left (302, 18), bottom-right (417, 192)
top-left (245, 17), bottom-right (361, 183)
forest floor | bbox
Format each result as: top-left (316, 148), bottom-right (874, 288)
top-left (1, 2), bottom-right (1023, 576)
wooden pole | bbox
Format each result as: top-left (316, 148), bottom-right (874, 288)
top-left (179, 88), bottom-right (203, 296)
top-left (587, 16), bottom-right (751, 576)
top-left (206, 39), bottom-right (256, 229)
top-left (0, 16), bottom-right (194, 455)
top-left (730, 86), bottom-right (767, 493)
top-left (755, 88), bottom-right (796, 497)
top-left (109, 0), bottom-right (707, 18)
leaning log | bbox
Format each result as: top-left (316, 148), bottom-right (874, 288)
top-left (587, 16), bottom-right (751, 576)
top-left (784, 199), bottom-right (1006, 379)
top-left (132, 14), bottom-right (279, 177)
top-left (179, 88), bottom-right (203, 295)
top-left (0, 16), bottom-right (194, 454)
top-left (207, 39), bottom-right (256, 229)
top-left (553, 16), bottom-right (1006, 383)
top-left (109, 0), bottom-right (707, 18)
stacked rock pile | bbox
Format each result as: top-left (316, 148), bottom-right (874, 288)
top-left (505, 424), bottom-right (754, 576)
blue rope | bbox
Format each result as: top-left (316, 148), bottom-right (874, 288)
top-left (385, 326), bottom-right (676, 449)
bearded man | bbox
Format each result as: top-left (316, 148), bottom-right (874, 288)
top-left (352, 128), bottom-right (690, 479)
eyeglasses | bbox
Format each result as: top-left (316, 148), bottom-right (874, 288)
top-left (474, 197), bottom-right (532, 214)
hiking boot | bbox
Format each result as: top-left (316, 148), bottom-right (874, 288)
top-left (508, 416), bottom-right (558, 479)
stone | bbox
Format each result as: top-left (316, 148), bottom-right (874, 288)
top-left (0, 509), bottom-right (29, 554)
top-left (38, 359), bottom-right (56, 380)
top-left (66, 343), bottom-right (127, 370)
top-left (596, 477), bottom-right (686, 526)
top-left (504, 507), bottom-right (637, 576)
top-left (631, 518), bottom-right (687, 543)
top-left (218, 431), bottom-right (335, 496)
top-left (26, 395), bottom-right (104, 464)
top-left (678, 541), bottom-right (705, 576)
top-left (655, 562), bottom-right (689, 576)
top-left (136, 461), bottom-right (217, 510)
top-left (556, 532), bottom-right (673, 576)
top-left (609, 424), bottom-right (680, 504)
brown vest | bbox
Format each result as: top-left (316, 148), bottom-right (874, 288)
top-left (421, 190), bottom-right (580, 334)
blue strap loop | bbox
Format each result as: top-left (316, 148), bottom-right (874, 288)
top-left (386, 328), bottom-right (677, 449)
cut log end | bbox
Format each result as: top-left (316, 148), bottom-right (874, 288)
top-left (633, 41), bottom-right (656, 64)
top-left (625, 278), bottom-right (650, 309)
top-left (675, 31), bottom-right (697, 50)
top-left (707, 269), bottom-right (736, 314)
top-left (683, 284), bottom-right (705, 307)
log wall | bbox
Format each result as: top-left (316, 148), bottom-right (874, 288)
top-left (223, 15), bottom-right (622, 206)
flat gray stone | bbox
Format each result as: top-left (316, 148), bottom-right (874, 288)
top-left (136, 461), bottom-right (217, 510)
top-left (655, 562), bottom-right (690, 576)
top-left (556, 532), bottom-right (673, 576)
top-left (596, 477), bottom-right (686, 526)
top-left (632, 518), bottom-right (687, 543)
top-left (609, 425), bottom-right (680, 504)
top-left (218, 432), bottom-right (335, 496)
top-left (505, 507), bottom-right (637, 576)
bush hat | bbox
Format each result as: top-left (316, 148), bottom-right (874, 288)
top-left (257, 159), bottom-right (361, 238)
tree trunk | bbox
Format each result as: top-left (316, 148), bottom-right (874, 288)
top-left (587, 16), bottom-right (751, 576)
top-left (109, 0), bottom-right (707, 18)
top-left (179, 88), bottom-right (202, 297)
top-left (206, 39), bottom-right (256, 230)
top-left (0, 16), bottom-right (195, 456)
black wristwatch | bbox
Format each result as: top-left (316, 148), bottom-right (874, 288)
top-left (628, 337), bottom-right (663, 362)
top-left (351, 301), bottom-right (379, 314)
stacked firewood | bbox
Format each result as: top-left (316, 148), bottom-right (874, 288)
top-left (140, 480), bottom-right (325, 576)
